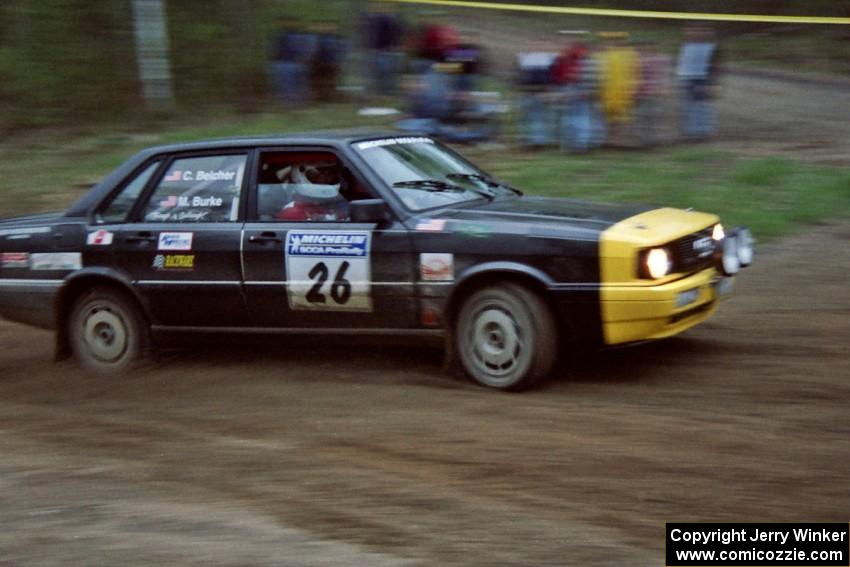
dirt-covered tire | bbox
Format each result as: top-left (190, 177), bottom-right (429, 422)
top-left (455, 283), bottom-right (557, 391)
top-left (68, 287), bottom-right (147, 373)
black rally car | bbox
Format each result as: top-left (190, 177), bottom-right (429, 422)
top-left (0, 133), bottom-right (752, 390)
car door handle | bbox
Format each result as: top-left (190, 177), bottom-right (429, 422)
top-left (248, 232), bottom-right (282, 244)
top-left (125, 232), bottom-right (157, 244)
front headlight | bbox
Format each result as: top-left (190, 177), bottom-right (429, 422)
top-left (644, 247), bottom-right (672, 279)
top-left (712, 223), bottom-right (725, 241)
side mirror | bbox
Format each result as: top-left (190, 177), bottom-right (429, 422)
top-left (349, 198), bottom-right (389, 224)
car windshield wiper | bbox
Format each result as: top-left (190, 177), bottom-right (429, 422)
top-left (393, 178), bottom-right (496, 202)
top-left (392, 179), bottom-right (466, 193)
top-left (446, 173), bottom-right (523, 196)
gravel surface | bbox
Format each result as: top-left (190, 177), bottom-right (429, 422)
top-left (1, 224), bottom-right (848, 566)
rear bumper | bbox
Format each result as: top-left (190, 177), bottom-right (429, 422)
top-left (0, 279), bottom-right (61, 329)
top-left (600, 268), bottom-right (731, 345)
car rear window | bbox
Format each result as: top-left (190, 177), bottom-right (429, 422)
top-left (142, 154), bottom-right (247, 223)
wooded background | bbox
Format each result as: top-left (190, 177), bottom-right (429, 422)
top-left (0, 0), bottom-right (847, 131)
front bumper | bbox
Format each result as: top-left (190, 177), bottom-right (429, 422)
top-left (600, 268), bottom-right (732, 345)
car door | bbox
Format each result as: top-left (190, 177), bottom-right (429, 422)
top-left (114, 152), bottom-right (250, 327)
top-left (241, 147), bottom-right (417, 329)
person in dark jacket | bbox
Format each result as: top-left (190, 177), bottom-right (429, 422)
top-left (270, 17), bottom-right (316, 106)
top-left (311, 22), bottom-right (346, 102)
top-left (364, 3), bottom-right (405, 95)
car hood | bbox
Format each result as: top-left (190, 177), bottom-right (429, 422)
top-left (434, 196), bottom-right (655, 238)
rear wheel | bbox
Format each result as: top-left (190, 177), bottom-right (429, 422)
top-left (69, 288), bottom-right (147, 373)
top-left (455, 283), bottom-right (557, 391)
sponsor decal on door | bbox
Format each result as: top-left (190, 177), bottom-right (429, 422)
top-left (152, 254), bottom-right (195, 271)
top-left (420, 253), bottom-right (454, 281)
top-left (284, 230), bottom-right (372, 312)
top-left (158, 232), bottom-right (193, 251)
top-left (29, 252), bottom-right (82, 271)
top-left (86, 229), bottom-right (114, 246)
top-left (0, 252), bottom-right (29, 268)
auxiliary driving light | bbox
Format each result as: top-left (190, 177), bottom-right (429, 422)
top-left (721, 233), bottom-right (740, 276)
top-left (735, 227), bottom-right (754, 267)
top-left (646, 248), bottom-right (672, 279)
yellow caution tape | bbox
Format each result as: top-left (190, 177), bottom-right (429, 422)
top-left (385, 0), bottom-right (850, 25)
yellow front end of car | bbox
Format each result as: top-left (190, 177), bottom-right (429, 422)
top-left (599, 207), bottom-right (728, 345)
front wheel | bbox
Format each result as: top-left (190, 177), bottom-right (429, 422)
top-left (455, 283), bottom-right (557, 391)
top-left (68, 288), bottom-right (147, 373)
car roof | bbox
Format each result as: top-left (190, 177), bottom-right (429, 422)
top-left (64, 130), bottom-right (410, 217)
top-left (135, 129), bottom-right (404, 157)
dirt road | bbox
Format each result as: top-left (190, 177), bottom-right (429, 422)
top-left (1, 224), bottom-right (847, 566)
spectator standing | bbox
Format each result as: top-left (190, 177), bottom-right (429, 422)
top-left (397, 64), bottom-right (452, 135)
top-left (676, 25), bottom-right (721, 140)
top-left (598, 32), bottom-right (638, 147)
top-left (405, 17), bottom-right (456, 74)
top-left (444, 38), bottom-right (485, 93)
top-left (516, 43), bottom-right (558, 147)
top-left (634, 39), bottom-right (670, 147)
top-left (270, 17), bottom-right (316, 107)
top-left (583, 43), bottom-right (607, 149)
top-left (397, 27), bottom-right (496, 144)
top-left (417, 20), bottom-right (459, 63)
top-left (311, 22), bottom-right (346, 102)
top-left (553, 38), bottom-right (595, 151)
top-left (364, 2), bottom-right (405, 96)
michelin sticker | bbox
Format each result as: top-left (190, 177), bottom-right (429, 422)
top-left (285, 230), bottom-right (372, 312)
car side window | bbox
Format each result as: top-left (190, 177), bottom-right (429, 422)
top-left (256, 151), bottom-right (373, 222)
top-left (96, 161), bottom-right (160, 224)
top-left (142, 154), bottom-right (247, 223)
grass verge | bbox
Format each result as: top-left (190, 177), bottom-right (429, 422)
top-left (470, 146), bottom-right (850, 240)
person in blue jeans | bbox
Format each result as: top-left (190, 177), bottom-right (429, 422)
top-left (271, 19), bottom-right (316, 107)
top-left (554, 40), bottom-right (603, 152)
top-left (676, 25), bottom-right (721, 140)
top-left (311, 23), bottom-right (346, 102)
top-left (516, 48), bottom-right (558, 147)
top-left (396, 65), bottom-right (451, 136)
top-left (364, 4), bottom-right (405, 96)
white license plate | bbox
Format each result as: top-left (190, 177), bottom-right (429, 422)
top-left (676, 288), bottom-right (700, 308)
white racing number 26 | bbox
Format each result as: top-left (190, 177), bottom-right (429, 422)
top-left (285, 230), bottom-right (372, 312)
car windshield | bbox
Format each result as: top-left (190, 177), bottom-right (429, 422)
top-left (352, 137), bottom-right (517, 211)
